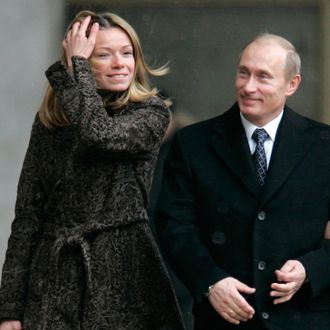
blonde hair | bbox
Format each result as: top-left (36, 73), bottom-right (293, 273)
top-left (39, 10), bottom-right (169, 129)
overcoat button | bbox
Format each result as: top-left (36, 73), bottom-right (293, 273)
top-left (262, 312), bottom-right (269, 319)
top-left (258, 261), bottom-right (266, 270)
top-left (211, 231), bottom-right (226, 245)
top-left (257, 211), bottom-right (266, 221)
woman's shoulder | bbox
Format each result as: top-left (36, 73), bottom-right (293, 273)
top-left (144, 95), bottom-right (167, 107)
top-left (31, 113), bottom-right (72, 141)
top-left (30, 113), bottom-right (48, 136)
top-left (132, 96), bottom-right (169, 114)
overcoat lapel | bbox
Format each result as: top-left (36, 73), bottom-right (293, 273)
top-left (210, 104), bottom-right (262, 198)
top-left (259, 107), bottom-right (314, 206)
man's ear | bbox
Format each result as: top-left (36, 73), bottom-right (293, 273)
top-left (286, 74), bottom-right (301, 96)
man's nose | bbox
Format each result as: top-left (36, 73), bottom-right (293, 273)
top-left (243, 76), bottom-right (257, 92)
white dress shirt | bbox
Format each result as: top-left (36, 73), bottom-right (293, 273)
top-left (240, 111), bottom-right (283, 168)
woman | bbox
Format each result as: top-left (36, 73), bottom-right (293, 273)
top-left (0, 10), bottom-right (184, 330)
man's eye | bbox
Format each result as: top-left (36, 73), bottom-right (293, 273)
top-left (259, 73), bottom-right (270, 79)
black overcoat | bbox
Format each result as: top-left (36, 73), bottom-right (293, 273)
top-left (0, 57), bottom-right (184, 330)
top-left (157, 103), bottom-right (330, 329)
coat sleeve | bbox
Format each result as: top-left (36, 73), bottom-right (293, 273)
top-left (297, 239), bottom-right (330, 298)
top-left (0, 118), bottom-right (46, 321)
top-left (296, 128), bottom-right (330, 298)
top-left (156, 131), bottom-right (229, 300)
top-left (46, 57), bottom-right (170, 157)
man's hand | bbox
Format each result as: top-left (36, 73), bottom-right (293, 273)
top-left (208, 277), bottom-right (256, 325)
top-left (0, 320), bottom-right (22, 330)
top-left (270, 260), bottom-right (306, 304)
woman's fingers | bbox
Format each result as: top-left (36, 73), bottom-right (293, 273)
top-left (71, 20), bottom-right (81, 36)
top-left (62, 15), bottom-right (99, 68)
top-left (79, 15), bottom-right (91, 35)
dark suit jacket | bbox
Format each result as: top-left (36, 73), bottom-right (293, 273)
top-left (156, 103), bottom-right (330, 329)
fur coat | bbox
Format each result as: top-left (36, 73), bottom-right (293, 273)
top-left (0, 57), bottom-right (184, 330)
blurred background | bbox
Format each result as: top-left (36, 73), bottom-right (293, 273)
top-left (1, 0), bottom-right (330, 328)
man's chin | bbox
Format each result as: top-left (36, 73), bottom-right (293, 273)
top-left (238, 104), bottom-right (260, 116)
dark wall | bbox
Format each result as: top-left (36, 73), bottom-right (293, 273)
top-left (66, 2), bottom-right (321, 122)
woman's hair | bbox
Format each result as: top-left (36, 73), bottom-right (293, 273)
top-left (39, 10), bottom-right (169, 129)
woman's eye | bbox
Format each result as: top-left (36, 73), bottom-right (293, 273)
top-left (123, 51), bottom-right (133, 56)
top-left (96, 53), bottom-right (110, 58)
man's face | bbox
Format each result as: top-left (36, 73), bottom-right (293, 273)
top-left (235, 40), bottom-right (298, 126)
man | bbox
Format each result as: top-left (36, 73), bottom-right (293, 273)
top-left (156, 33), bottom-right (330, 329)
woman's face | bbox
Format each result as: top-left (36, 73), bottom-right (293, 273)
top-left (90, 27), bottom-right (135, 92)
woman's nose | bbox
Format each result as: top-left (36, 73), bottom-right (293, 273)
top-left (111, 54), bottom-right (124, 68)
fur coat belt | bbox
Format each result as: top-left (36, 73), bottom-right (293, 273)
top-left (40, 218), bottom-right (147, 328)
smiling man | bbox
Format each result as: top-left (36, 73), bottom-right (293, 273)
top-left (157, 33), bottom-right (330, 329)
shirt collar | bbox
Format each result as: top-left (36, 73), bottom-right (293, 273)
top-left (240, 110), bottom-right (284, 142)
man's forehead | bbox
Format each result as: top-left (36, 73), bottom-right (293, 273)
top-left (240, 41), bottom-right (287, 65)
top-left (246, 39), bottom-right (287, 54)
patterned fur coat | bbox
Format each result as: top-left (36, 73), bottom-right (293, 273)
top-left (0, 57), bottom-right (184, 330)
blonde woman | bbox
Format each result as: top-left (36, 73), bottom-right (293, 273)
top-left (0, 10), bottom-right (184, 330)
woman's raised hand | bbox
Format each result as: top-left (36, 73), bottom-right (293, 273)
top-left (62, 15), bottom-right (99, 73)
top-left (0, 320), bottom-right (23, 330)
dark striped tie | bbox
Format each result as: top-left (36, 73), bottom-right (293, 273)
top-left (252, 128), bottom-right (269, 185)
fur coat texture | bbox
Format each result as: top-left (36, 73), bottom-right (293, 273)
top-left (0, 57), bottom-right (184, 330)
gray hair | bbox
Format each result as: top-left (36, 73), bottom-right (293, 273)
top-left (239, 33), bottom-right (301, 80)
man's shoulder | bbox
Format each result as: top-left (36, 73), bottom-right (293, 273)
top-left (179, 116), bottom-right (220, 135)
top-left (177, 105), bottom-right (238, 138)
top-left (285, 107), bottom-right (330, 140)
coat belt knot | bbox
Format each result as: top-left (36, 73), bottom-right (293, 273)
top-left (41, 229), bottom-right (92, 329)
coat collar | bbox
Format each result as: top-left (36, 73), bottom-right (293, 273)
top-left (211, 103), bottom-right (262, 198)
top-left (259, 106), bottom-right (314, 206)
top-left (210, 103), bottom-right (315, 203)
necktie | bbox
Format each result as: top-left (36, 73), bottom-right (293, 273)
top-left (252, 128), bottom-right (269, 185)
